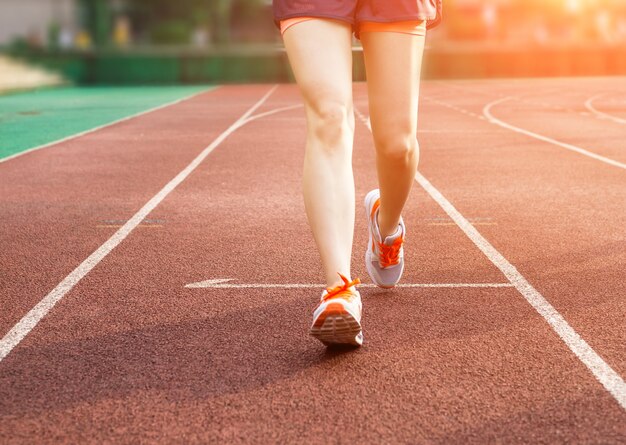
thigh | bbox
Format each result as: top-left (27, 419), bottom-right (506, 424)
top-left (360, 31), bottom-right (426, 138)
top-left (282, 19), bottom-right (354, 112)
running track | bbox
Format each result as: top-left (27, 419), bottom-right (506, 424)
top-left (1, 78), bottom-right (625, 443)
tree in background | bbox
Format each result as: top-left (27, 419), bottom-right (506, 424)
top-left (76, 0), bottom-right (275, 47)
top-left (213, 0), bottom-right (232, 44)
top-left (78, 0), bottom-right (112, 47)
top-left (124, 0), bottom-right (270, 45)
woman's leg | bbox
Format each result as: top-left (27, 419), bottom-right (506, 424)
top-left (282, 19), bottom-right (356, 288)
top-left (360, 30), bottom-right (426, 239)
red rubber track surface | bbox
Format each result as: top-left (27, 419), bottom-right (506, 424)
top-left (1, 81), bottom-right (625, 443)
top-left (587, 91), bottom-right (626, 123)
top-left (0, 86), bottom-right (261, 335)
top-left (418, 78), bottom-right (626, 377)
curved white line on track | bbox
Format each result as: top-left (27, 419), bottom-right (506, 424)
top-left (240, 104), bottom-right (303, 126)
top-left (483, 96), bottom-right (626, 170)
top-left (355, 107), bottom-right (626, 411)
top-left (584, 93), bottom-right (626, 125)
top-left (0, 86), bottom-right (219, 164)
top-left (0, 85), bottom-right (278, 363)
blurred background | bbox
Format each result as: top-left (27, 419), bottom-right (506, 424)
top-left (1, 0), bottom-right (625, 89)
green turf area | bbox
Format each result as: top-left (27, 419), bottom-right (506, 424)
top-left (0, 85), bottom-right (213, 160)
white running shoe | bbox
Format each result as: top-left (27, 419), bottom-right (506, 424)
top-left (310, 272), bottom-right (363, 347)
top-left (364, 188), bottom-right (406, 288)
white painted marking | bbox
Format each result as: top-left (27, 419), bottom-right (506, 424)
top-left (355, 107), bottom-right (626, 411)
top-left (584, 93), bottom-right (626, 125)
top-left (240, 104), bottom-right (303, 125)
top-left (186, 279), bottom-right (236, 288)
top-left (483, 96), bottom-right (626, 170)
top-left (185, 280), bottom-right (514, 289)
top-left (0, 85), bottom-right (278, 362)
top-left (0, 86), bottom-right (218, 164)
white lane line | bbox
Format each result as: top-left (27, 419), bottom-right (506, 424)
top-left (0, 85), bottom-right (278, 363)
top-left (483, 96), bottom-right (626, 170)
top-left (584, 93), bottom-right (626, 125)
top-left (0, 86), bottom-right (219, 164)
top-left (185, 279), bottom-right (514, 289)
top-left (355, 108), bottom-right (626, 411)
top-left (423, 96), bottom-right (483, 119)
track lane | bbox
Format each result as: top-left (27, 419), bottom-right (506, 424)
top-left (418, 82), bottom-right (626, 388)
top-left (0, 85), bottom-right (267, 339)
top-left (483, 97), bottom-right (626, 168)
top-left (1, 83), bottom-right (624, 443)
top-left (427, 79), bottom-right (626, 167)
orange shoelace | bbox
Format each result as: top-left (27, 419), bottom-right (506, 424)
top-left (371, 199), bottom-right (403, 268)
top-left (322, 272), bottom-right (361, 302)
top-left (377, 235), bottom-right (403, 268)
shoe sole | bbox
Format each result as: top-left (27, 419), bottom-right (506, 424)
top-left (310, 303), bottom-right (363, 346)
top-left (364, 190), bottom-right (404, 289)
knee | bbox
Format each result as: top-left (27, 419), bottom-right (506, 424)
top-left (374, 128), bottom-right (420, 162)
top-left (306, 99), bottom-right (354, 148)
